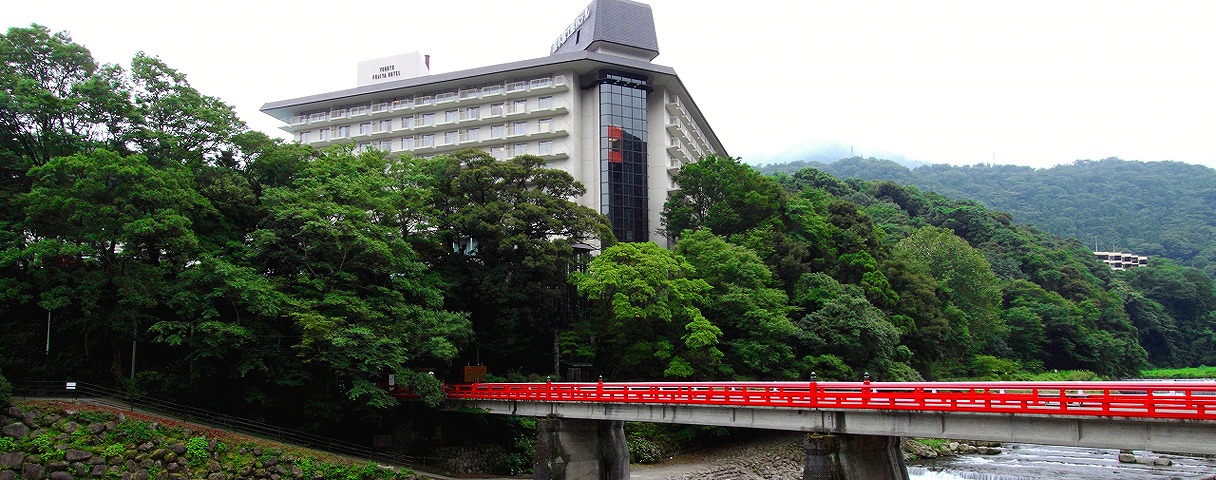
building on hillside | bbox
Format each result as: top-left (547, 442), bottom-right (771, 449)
top-left (1095, 251), bottom-right (1149, 271)
top-left (260, 0), bottom-right (726, 246)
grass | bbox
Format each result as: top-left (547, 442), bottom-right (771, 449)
top-left (917, 438), bottom-right (950, 449)
top-left (1139, 366), bottom-right (1216, 379)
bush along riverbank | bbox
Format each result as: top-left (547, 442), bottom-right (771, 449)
top-left (0, 400), bottom-right (422, 480)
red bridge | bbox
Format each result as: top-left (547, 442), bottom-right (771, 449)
top-left (442, 380), bottom-right (1216, 480)
top-left (445, 379), bottom-right (1216, 421)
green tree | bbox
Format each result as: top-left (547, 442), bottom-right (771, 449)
top-left (424, 150), bottom-right (613, 374)
top-left (1120, 260), bottom-right (1216, 366)
top-left (894, 226), bottom-right (1004, 354)
top-left (0, 24), bottom-right (109, 166)
top-left (674, 229), bottom-right (799, 379)
top-left (17, 149), bottom-right (206, 380)
top-left (661, 155), bottom-right (786, 239)
top-left (128, 53), bottom-right (246, 166)
top-left (569, 242), bottom-right (719, 380)
top-left (792, 273), bottom-right (915, 380)
top-left (250, 147), bottom-right (470, 406)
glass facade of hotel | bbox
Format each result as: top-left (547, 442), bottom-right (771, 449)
top-left (597, 71), bottom-right (649, 242)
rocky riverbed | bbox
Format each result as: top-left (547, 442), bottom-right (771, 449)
top-left (628, 433), bottom-right (999, 480)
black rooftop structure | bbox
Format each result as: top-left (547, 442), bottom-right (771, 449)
top-left (550, 0), bottom-right (660, 61)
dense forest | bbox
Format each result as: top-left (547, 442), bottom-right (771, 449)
top-left (759, 157), bottom-right (1216, 276)
top-left (3, 24), bottom-right (1216, 443)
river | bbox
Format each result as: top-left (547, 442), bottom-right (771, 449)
top-left (910, 443), bottom-right (1216, 480)
top-left (628, 434), bottom-right (1216, 479)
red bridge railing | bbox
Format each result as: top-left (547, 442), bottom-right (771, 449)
top-left (444, 380), bottom-right (1216, 421)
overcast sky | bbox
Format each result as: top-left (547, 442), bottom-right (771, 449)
top-left (7, 0), bottom-right (1216, 169)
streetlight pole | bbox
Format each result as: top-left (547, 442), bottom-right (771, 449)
top-left (45, 310), bottom-right (50, 356)
top-left (130, 322), bottom-right (137, 380)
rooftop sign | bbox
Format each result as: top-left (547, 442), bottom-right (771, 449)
top-left (551, 6), bottom-right (593, 54)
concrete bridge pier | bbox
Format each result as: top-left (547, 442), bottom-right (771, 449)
top-left (804, 434), bottom-right (908, 480)
top-left (533, 418), bottom-right (628, 480)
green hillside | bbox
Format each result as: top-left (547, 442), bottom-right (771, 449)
top-left (760, 157), bottom-right (1216, 276)
top-left (0, 399), bottom-right (421, 479)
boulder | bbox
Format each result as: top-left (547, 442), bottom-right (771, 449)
top-left (46, 461), bottom-right (69, 472)
top-left (91, 466), bottom-right (108, 477)
top-left (48, 471), bottom-right (72, 480)
top-left (86, 423), bottom-right (105, 435)
top-left (1153, 457), bottom-right (1173, 466)
top-left (903, 440), bottom-right (938, 458)
top-left (64, 450), bottom-right (91, 463)
top-left (1118, 452), bottom-right (1138, 463)
top-left (0, 469), bottom-right (15, 480)
top-left (22, 463), bottom-right (46, 480)
top-left (1, 423), bottom-right (29, 439)
top-left (0, 453), bottom-right (22, 469)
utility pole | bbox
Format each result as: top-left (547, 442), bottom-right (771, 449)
top-left (130, 322), bottom-right (137, 380)
top-left (45, 310), bottom-right (50, 356)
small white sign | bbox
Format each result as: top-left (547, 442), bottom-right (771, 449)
top-left (65, 382), bottom-right (77, 390)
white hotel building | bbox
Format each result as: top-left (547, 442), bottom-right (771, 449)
top-left (260, 0), bottom-right (726, 246)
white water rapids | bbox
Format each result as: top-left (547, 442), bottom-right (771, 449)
top-left (909, 443), bottom-right (1216, 480)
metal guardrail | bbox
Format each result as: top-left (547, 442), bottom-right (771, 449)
top-left (13, 381), bottom-right (439, 470)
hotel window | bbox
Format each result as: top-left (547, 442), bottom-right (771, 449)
top-left (400, 137), bottom-right (415, 150)
top-left (380, 119), bottom-right (392, 132)
top-left (490, 145), bottom-right (506, 160)
top-left (538, 118), bottom-right (553, 133)
top-left (359, 122), bottom-right (371, 135)
top-left (444, 130), bottom-right (458, 145)
top-left (490, 103), bottom-right (504, 116)
top-left (422, 112), bottom-right (435, 126)
top-left (511, 99), bottom-right (527, 114)
top-left (420, 134), bottom-right (434, 147)
top-left (299, 131), bottom-right (312, 143)
top-left (356, 142), bottom-right (371, 152)
top-left (337, 125), bottom-right (350, 137)
top-left (400, 116), bottom-right (414, 129)
top-left (538, 140), bottom-right (553, 155)
top-left (512, 121), bottom-right (529, 136)
top-left (318, 129), bottom-right (330, 141)
top-left (466, 127), bottom-right (480, 142)
top-left (466, 106), bottom-right (480, 120)
top-left (596, 70), bottom-right (650, 242)
top-left (514, 143), bottom-right (528, 156)
top-left (538, 96), bottom-right (554, 109)
top-left (491, 124), bottom-right (505, 139)
top-left (444, 109), bottom-right (458, 123)
top-left (379, 140), bottom-right (392, 151)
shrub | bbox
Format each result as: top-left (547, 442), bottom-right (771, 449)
top-left (0, 371), bottom-right (11, 408)
top-left (102, 443), bottom-right (126, 458)
top-left (107, 420), bottom-right (158, 444)
top-left (185, 436), bottom-right (209, 465)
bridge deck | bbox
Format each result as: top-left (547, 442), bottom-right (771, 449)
top-left (443, 381), bottom-right (1216, 456)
